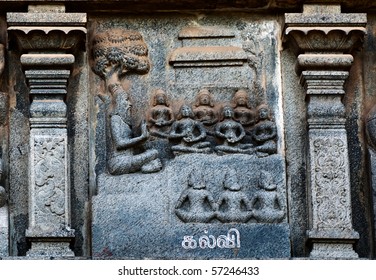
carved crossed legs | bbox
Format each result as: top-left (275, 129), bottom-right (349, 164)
top-left (108, 149), bottom-right (162, 174)
top-left (171, 141), bottom-right (211, 155)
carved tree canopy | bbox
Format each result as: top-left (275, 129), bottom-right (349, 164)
top-left (92, 29), bottom-right (150, 84)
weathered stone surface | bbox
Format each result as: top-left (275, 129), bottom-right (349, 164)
top-left (21, 54), bottom-right (75, 67)
top-left (93, 154), bottom-right (289, 259)
top-left (0, 205), bottom-right (9, 257)
top-left (7, 12), bottom-right (87, 25)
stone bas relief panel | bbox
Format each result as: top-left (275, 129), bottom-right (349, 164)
top-left (91, 16), bottom-right (287, 259)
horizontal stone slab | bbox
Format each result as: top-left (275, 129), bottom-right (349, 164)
top-left (285, 13), bottom-right (367, 26)
top-left (179, 26), bottom-right (235, 39)
top-left (297, 54), bottom-right (353, 72)
top-left (92, 222), bottom-right (291, 259)
top-left (3, 1), bottom-right (376, 12)
top-left (21, 54), bottom-right (75, 66)
top-left (170, 46), bottom-right (247, 67)
top-left (7, 12), bottom-right (87, 26)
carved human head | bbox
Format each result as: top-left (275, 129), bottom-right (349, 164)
top-left (153, 89), bottom-right (169, 106)
top-left (233, 89), bottom-right (249, 108)
top-left (257, 104), bottom-right (270, 120)
top-left (259, 170), bottom-right (277, 191)
top-left (179, 104), bottom-right (194, 118)
top-left (188, 170), bottom-right (206, 190)
top-left (223, 168), bottom-right (241, 191)
top-left (222, 105), bottom-right (234, 119)
top-left (110, 85), bottom-right (132, 122)
top-left (196, 88), bottom-right (214, 107)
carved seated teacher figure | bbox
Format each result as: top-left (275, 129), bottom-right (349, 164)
top-left (250, 171), bottom-right (285, 223)
top-left (175, 169), bottom-right (217, 223)
top-left (215, 105), bottom-right (254, 155)
top-left (193, 88), bottom-right (218, 126)
top-left (168, 104), bottom-right (211, 154)
top-left (232, 89), bottom-right (256, 127)
top-left (107, 84), bottom-right (162, 175)
top-left (251, 104), bottom-right (277, 157)
top-left (148, 89), bottom-right (174, 129)
top-left (216, 168), bottom-right (252, 223)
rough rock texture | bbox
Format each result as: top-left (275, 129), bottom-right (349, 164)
top-left (93, 154), bottom-right (290, 259)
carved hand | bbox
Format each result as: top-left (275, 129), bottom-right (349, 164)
top-left (141, 120), bottom-right (149, 138)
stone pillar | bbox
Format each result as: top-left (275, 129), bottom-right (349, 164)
top-left (284, 5), bottom-right (366, 259)
top-left (0, 43), bottom-right (8, 257)
top-left (7, 4), bottom-right (86, 257)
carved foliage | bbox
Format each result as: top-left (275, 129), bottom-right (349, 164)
top-left (31, 135), bottom-right (67, 230)
top-left (312, 138), bottom-right (351, 229)
top-left (92, 29), bottom-right (150, 82)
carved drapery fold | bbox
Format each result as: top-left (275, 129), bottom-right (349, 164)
top-left (284, 4), bottom-right (366, 259)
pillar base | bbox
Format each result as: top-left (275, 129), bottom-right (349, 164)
top-left (308, 229), bottom-right (359, 259)
top-left (27, 241), bottom-right (74, 258)
top-left (26, 232), bottom-right (75, 257)
top-left (309, 242), bottom-right (358, 259)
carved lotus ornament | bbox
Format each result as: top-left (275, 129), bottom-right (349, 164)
top-left (285, 27), bottom-right (366, 54)
top-left (8, 28), bottom-right (86, 51)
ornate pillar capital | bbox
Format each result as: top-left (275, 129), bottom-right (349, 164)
top-left (284, 4), bottom-right (366, 57)
top-left (7, 4), bottom-right (86, 54)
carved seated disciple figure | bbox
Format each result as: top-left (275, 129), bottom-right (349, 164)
top-left (217, 168), bottom-right (252, 223)
top-left (232, 89), bottom-right (256, 127)
top-left (251, 104), bottom-right (277, 157)
top-left (168, 104), bottom-right (211, 154)
top-left (175, 169), bottom-right (217, 223)
top-left (107, 84), bottom-right (162, 175)
top-left (215, 105), bottom-right (254, 155)
top-left (250, 171), bottom-right (285, 223)
top-left (193, 88), bottom-right (218, 126)
top-left (148, 89), bottom-right (174, 131)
